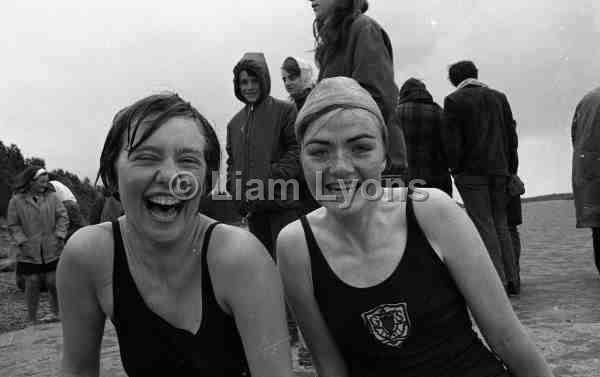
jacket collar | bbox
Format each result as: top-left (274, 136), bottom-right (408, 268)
top-left (456, 78), bottom-right (488, 91)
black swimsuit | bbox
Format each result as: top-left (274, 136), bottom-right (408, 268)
top-left (110, 220), bottom-right (250, 377)
top-left (300, 197), bottom-right (512, 377)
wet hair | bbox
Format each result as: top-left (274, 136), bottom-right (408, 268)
top-left (448, 60), bottom-right (478, 87)
top-left (97, 93), bottom-right (221, 198)
top-left (13, 166), bottom-right (43, 193)
top-left (281, 57), bottom-right (301, 78)
top-left (313, 0), bottom-right (369, 68)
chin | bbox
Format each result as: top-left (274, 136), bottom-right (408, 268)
top-left (140, 206), bottom-right (197, 243)
top-left (324, 196), bottom-right (370, 215)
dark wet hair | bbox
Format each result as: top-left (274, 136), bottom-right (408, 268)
top-left (448, 60), bottom-right (478, 87)
top-left (313, 0), bottom-right (369, 68)
top-left (281, 57), bottom-right (301, 78)
top-left (13, 166), bottom-right (43, 193)
top-left (97, 93), bottom-right (221, 198)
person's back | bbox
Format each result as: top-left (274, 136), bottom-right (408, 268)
top-left (396, 78), bottom-right (451, 195)
top-left (49, 180), bottom-right (85, 239)
top-left (444, 84), bottom-right (516, 176)
top-left (571, 85), bottom-right (600, 275)
top-left (442, 60), bottom-right (519, 293)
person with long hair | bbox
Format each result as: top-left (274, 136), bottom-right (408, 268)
top-left (57, 93), bottom-right (293, 377)
top-left (309, 0), bottom-right (407, 176)
top-left (276, 77), bottom-right (553, 377)
top-left (7, 166), bottom-right (68, 323)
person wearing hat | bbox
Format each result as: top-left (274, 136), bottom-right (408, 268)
top-left (49, 178), bottom-right (86, 240)
top-left (276, 77), bottom-right (553, 377)
top-left (7, 166), bottom-right (68, 323)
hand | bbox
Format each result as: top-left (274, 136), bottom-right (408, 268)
top-left (57, 237), bottom-right (65, 250)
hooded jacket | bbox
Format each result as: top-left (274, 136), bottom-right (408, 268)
top-left (317, 14), bottom-right (407, 175)
top-left (7, 189), bottom-right (69, 265)
top-left (227, 52), bottom-right (301, 214)
top-left (396, 79), bottom-right (452, 195)
top-left (572, 86), bottom-right (600, 228)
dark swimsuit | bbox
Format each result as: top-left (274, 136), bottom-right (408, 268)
top-left (300, 196), bottom-right (513, 377)
top-left (110, 220), bottom-right (250, 377)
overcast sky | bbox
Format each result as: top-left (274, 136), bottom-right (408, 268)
top-left (1, 1), bottom-right (599, 197)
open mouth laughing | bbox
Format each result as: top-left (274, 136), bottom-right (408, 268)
top-left (144, 194), bottom-right (185, 222)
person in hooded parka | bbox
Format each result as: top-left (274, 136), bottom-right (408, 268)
top-left (226, 52), bottom-right (303, 257)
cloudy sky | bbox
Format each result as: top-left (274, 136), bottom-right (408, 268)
top-left (1, 0), bottom-right (599, 197)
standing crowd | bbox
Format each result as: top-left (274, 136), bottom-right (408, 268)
top-left (5, 0), bottom-right (599, 376)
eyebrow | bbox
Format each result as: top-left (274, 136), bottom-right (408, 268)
top-left (129, 145), bottom-right (203, 155)
top-left (129, 145), bottom-right (160, 154)
top-left (175, 147), bottom-right (204, 155)
top-left (304, 133), bottom-right (377, 146)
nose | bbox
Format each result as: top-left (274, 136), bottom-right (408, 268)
top-left (154, 158), bottom-right (179, 185)
top-left (328, 152), bottom-right (354, 175)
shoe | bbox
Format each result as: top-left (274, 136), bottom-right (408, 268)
top-left (506, 281), bottom-right (520, 296)
top-left (39, 313), bottom-right (60, 323)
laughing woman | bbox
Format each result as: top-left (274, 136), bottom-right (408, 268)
top-left (57, 93), bottom-right (293, 377)
top-left (276, 77), bottom-right (553, 377)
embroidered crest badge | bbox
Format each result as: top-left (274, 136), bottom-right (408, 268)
top-left (361, 302), bottom-right (411, 348)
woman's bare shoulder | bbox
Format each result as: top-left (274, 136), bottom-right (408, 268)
top-left (60, 222), bottom-right (114, 276)
top-left (207, 224), bottom-right (272, 269)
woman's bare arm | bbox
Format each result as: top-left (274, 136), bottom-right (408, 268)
top-left (414, 189), bottom-right (554, 377)
top-left (57, 227), bottom-right (107, 377)
top-left (277, 221), bottom-right (349, 377)
top-left (211, 225), bottom-right (294, 377)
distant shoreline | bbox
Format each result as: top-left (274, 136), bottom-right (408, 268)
top-left (522, 193), bottom-right (573, 203)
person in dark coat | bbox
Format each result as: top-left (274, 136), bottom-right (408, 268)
top-left (396, 78), bottom-right (452, 195)
top-left (507, 195), bottom-right (523, 281)
top-left (227, 52), bottom-right (302, 257)
top-left (571, 86), bottom-right (600, 276)
top-left (442, 60), bottom-right (520, 294)
top-left (309, 0), bottom-right (407, 177)
top-left (281, 56), bottom-right (321, 215)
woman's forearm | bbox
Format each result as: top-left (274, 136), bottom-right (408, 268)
top-left (492, 326), bottom-right (554, 377)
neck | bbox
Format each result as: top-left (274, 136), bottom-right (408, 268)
top-left (325, 200), bottom-right (382, 253)
top-left (122, 216), bottom-right (201, 277)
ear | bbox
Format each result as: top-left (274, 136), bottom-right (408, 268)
top-left (380, 156), bottom-right (387, 173)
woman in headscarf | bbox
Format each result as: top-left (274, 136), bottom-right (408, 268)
top-left (281, 56), bottom-right (316, 111)
top-left (281, 56), bottom-right (321, 216)
top-left (58, 93), bottom-right (293, 377)
top-left (276, 77), bottom-right (553, 377)
top-left (7, 166), bottom-right (68, 323)
top-left (308, 0), bottom-right (407, 176)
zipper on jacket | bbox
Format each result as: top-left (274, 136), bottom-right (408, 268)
top-left (242, 105), bottom-right (254, 211)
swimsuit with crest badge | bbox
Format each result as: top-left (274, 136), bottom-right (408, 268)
top-left (110, 219), bottom-right (250, 377)
top-left (300, 194), bottom-right (512, 377)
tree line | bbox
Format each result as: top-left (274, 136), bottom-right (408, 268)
top-left (0, 140), bottom-right (99, 221)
